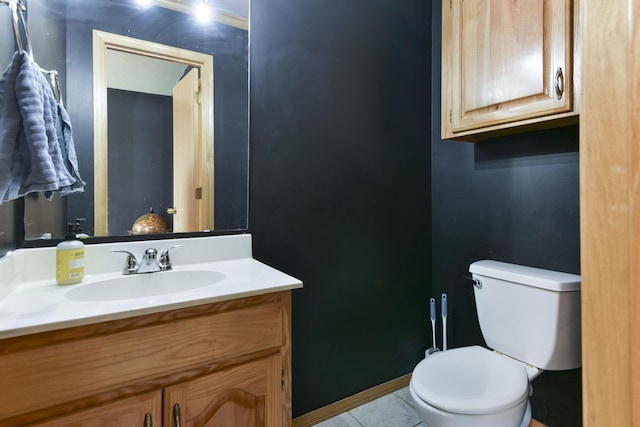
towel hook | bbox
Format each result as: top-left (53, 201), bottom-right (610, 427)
top-left (43, 70), bottom-right (63, 106)
top-left (0, 0), bottom-right (25, 11)
top-left (8, 0), bottom-right (32, 58)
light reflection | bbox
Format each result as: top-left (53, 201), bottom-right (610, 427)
top-left (195, 0), bottom-right (211, 23)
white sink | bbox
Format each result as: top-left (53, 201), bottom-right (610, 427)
top-left (65, 270), bottom-right (226, 302)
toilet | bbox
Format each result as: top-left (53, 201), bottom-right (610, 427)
top-left (410, 260), bottom-right (581, 427)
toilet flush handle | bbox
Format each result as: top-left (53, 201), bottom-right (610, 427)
top-left (463, 275), bottom-right (482, 289)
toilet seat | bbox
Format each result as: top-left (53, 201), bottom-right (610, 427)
top-left (411, 346), bottom-right (529, 415)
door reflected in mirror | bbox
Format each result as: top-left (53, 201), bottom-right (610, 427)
top-left (93, 31), bottom-right (214, 236)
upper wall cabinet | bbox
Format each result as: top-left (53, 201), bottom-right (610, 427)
top-left (441, 0), bottom-right (579, 142)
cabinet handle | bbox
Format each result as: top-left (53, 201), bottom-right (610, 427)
top-left (555, 67), bottom-right (565, 100)
top-left (173, 403), bottom-right (182, 427)
top-left (144, 413), bottom-right (153, 427)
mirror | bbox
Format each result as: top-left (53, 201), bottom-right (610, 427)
top-left (94, 30), bottom-right (215, 235)
top-left (17, 0), bottom-right (249, 240)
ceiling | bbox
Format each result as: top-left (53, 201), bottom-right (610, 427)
top-left (107, 49), bottom-right (190, 96)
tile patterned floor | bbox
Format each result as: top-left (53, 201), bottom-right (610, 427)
top-left (313, 386), bottom-right (424, 427)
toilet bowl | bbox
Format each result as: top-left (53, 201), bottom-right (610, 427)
top-left (409, 346), bottom-right (531, 427)
top-left (410, 260), bottom-right (582, 427)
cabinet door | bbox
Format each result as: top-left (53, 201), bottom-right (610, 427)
top-left (443, 0), bottom-right (573, 136)
top-left (164, 355), bottom-right (282, 427)
top-left (32, 390), bottom-right (162, 427)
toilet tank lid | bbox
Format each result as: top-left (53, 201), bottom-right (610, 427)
top-left (469, 260), bottom-right (581, 292)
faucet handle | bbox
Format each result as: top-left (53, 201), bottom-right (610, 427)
top-left (143, 248), bottom-right (158, 261)
top-left (112, 250), bottom-right (138, 275)
top-left (160, 245), bottom-right (182, 271)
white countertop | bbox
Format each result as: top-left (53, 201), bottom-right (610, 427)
top-left (0, 234), bottom-right (302, 339)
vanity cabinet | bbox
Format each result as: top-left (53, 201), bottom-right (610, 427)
top-left (441, 0), bottom-right (579, 141)
top-left (0, 291), bottom-right (292, 427)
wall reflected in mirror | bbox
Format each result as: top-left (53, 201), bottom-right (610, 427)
top-left (19, 0), bottom-right (249, 241)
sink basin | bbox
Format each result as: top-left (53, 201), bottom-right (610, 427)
top-left (65, 270), bottom-right (226, 302)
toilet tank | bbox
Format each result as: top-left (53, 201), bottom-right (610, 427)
top-left (469, 260), bottom-right (581, 371)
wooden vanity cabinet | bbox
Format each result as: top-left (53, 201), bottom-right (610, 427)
top-left (441, 0), bottom-right (579, 141)
top-left (0, 291), bottom-right (292, 427)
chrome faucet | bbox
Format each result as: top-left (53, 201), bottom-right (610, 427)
top-left (112, 249), bottom-right (138, 275)
top-left (112, 245), bottom-right (182, 275)
top-left (138, 248), bottom-right (160, 273)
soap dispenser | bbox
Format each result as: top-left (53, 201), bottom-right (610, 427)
top-left (72, 218), bottom-right (89, 239)
top-left (56, 224), bottom-right (85, 285)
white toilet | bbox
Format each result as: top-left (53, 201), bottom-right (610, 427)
top-left (410, 260), bottom-right (581, 427)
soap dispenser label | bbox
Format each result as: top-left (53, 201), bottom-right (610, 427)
top-left (56, 249), bottom-right (85, 284)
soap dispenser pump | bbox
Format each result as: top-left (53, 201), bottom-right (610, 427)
top-left (72, 217), bottom-right (89, 239)
top-left (56, 224), bottom-right (85, 285)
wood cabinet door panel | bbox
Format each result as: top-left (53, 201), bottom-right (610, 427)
top-left (164, 355), bottom-right (282, 427)
top-left (450, 0), bottom-right (572, 132)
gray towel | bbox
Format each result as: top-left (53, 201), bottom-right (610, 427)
top-left (0, 51), bottom-right (76, 203)
top-left (43, 104), bottom-right (85, 199)
top-left (17, 52), bottom-right (76, 195)
top-left (0, 51), bottom-right (23, 201)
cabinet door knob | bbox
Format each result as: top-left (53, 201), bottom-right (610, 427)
top-left (144, 413), bottom-right (153, 427)
top-left (173, 403), bottom-right (182, 427)
top-left (555, 67), bottom-right (565, 100)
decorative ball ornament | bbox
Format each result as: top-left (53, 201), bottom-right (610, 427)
top-left (130, 208), bottom-right (170, 234)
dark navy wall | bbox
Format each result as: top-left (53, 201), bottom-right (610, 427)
top-left (250, 0), bottom-right (432, 417)
top-left (250, 0), bottom-right (581, 423)
top-left (107, 89), bottom-right (173, 234)
top-left (430, 2), bottom-right (582, 426)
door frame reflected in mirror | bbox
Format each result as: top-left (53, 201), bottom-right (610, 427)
top-left (92, 30), bottom-right (215, 236)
